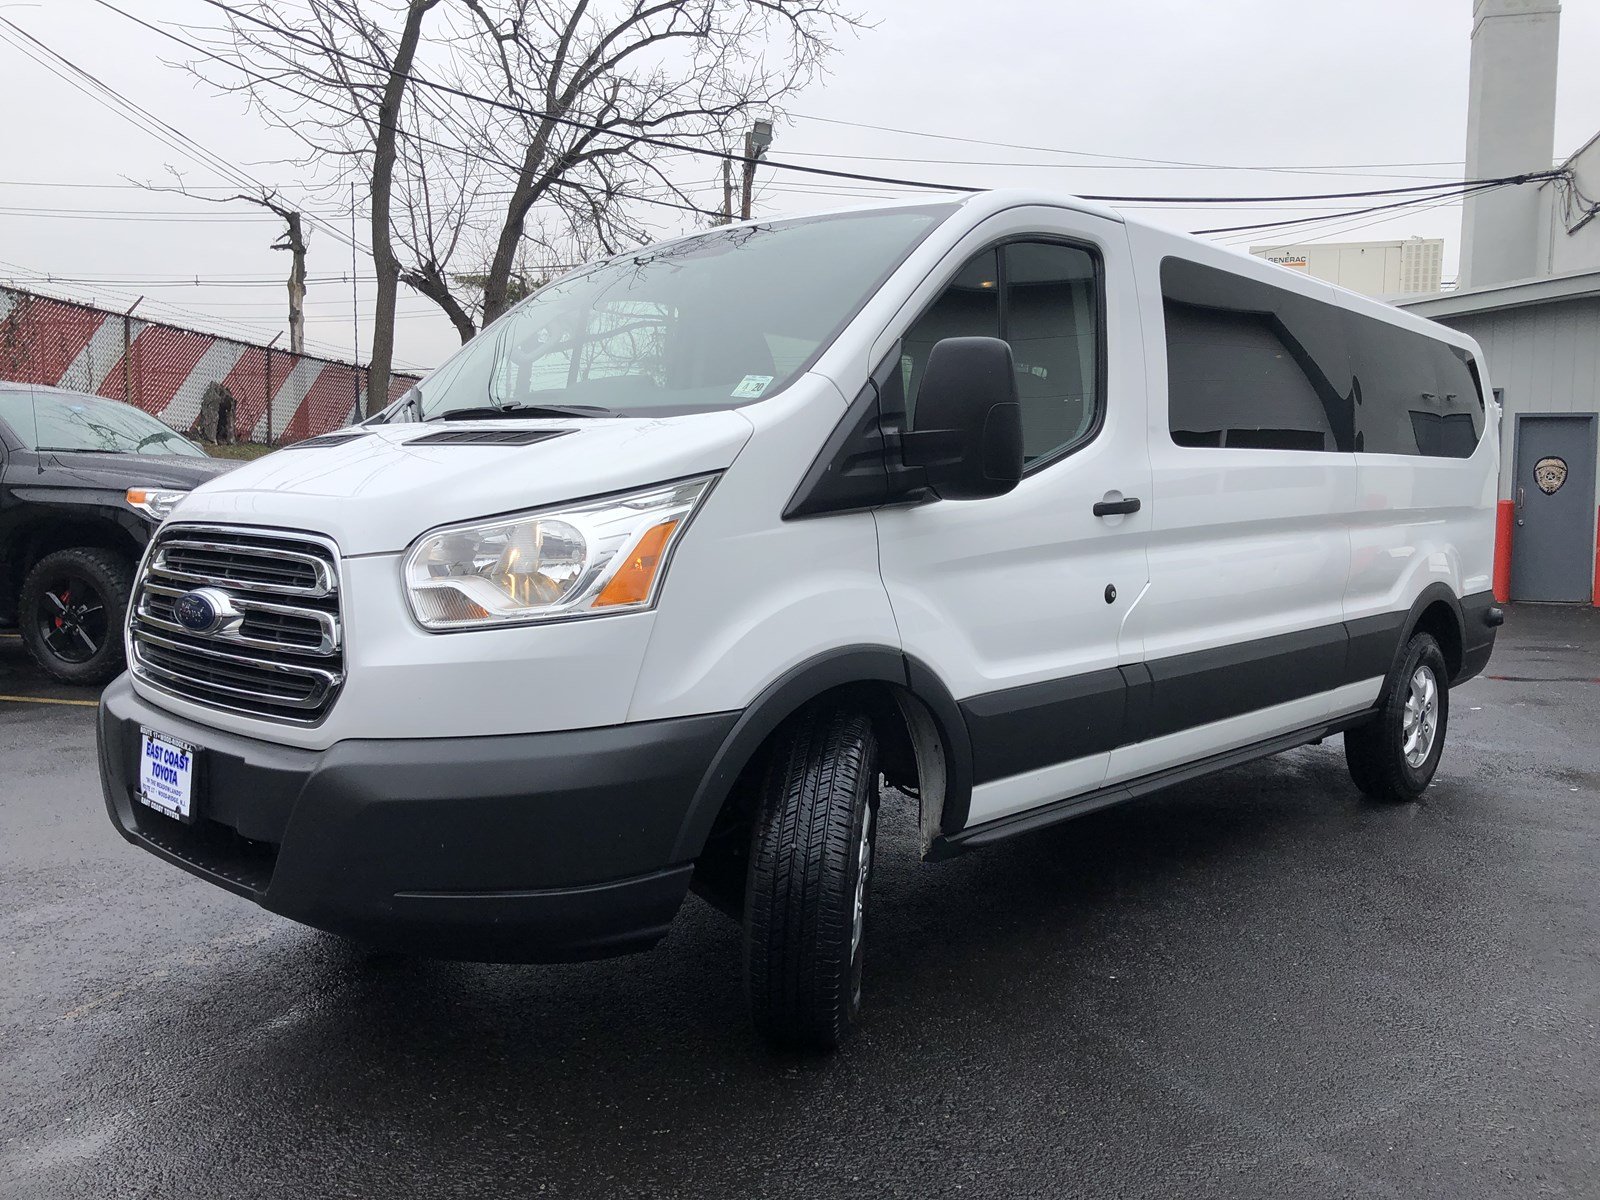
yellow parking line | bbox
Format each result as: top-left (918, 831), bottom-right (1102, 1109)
top-left (0, 693), bottom-right (98, 708)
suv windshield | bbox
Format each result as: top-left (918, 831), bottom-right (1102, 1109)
top-left (0, 389), bottom-right (205, 456)
top-left (401, 204), bottom-right (956, 421)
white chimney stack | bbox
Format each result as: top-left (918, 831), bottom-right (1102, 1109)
top-left (1459, 0), bottom-right (1560, 289)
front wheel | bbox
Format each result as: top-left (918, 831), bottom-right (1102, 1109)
top-left (19, 547), bottom-right (134, 686)
top-left (1345, 632), bottom-right (1450, 803)
top-left (743, 704), bottom-right (879, 1050)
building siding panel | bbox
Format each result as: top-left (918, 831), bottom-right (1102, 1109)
top-left (1433, 298), bottom-right (1600, 559)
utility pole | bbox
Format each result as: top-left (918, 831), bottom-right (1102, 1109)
top-left (137, 178), bottom-right (306, 357)
top-left (739, 119), bottom-right (774, 221)
top-left (273, 210), bottom-right (307, 355)
top-left (721, 159), bottom-right (734, 225)
top-left (120, 296), bottom-right (143, 405)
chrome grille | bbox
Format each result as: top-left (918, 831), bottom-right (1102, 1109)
top-left (129, 525), bottom-right (344, 723)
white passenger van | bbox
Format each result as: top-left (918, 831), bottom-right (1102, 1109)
top-left (97, 190), bottom-right (1501, 1048)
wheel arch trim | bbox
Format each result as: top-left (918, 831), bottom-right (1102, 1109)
top-left (670, 645), bottom-right (974, 861)
top-left (1398, 582), bottom-right (1468, 681)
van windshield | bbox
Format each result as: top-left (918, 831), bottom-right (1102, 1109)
top-left (403, 204), bottom-right (956, 420)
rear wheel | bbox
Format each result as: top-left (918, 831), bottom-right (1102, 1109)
top-left (743, 704), bottom-right (879, 1050)
top-left (19, 547), bottom-right (133, 685)
top-left (1345, 632), bottom-right (1449, 803)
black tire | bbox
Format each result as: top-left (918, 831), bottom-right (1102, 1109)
top-left (1344, 632), bottom-right (1450, 803)
top-left (19, 547), bottom-right (134, 686)
top-left (743, 704), bottom-right (880, 1050)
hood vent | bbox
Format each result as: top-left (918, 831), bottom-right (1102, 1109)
top-left (292, 432), bottom-right (368, 448)
top-left (405, 428), bottom-right (571, 447)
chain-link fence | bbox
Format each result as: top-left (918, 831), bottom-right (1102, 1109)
top-left (0, 286), bottom-right (419, 445)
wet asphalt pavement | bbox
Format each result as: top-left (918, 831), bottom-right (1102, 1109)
top-left (3, 608), bottom-right (1600, 1199)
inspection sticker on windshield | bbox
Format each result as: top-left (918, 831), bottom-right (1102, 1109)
top-left (731, 374), bottom-right (773, 399)
top-left (138, 728), bottom-right (196, 822)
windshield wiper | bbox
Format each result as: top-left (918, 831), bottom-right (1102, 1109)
top-left (37, 446), bottom-right (128, 453)
top-left (428, 402), bottom-right (612, 422)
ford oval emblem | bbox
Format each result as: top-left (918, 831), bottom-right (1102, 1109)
top-left (172, 587), bottom-right (238, 636)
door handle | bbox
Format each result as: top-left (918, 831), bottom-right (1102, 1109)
top-left (1516, 485), bottom-right (1525, 510)
top-left (1093, 497), bottom-right (1142, 517)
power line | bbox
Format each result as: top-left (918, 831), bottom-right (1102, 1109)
top-left (92, 0), bottom-right (965, 202)
top-left (181, 0), bottom-right (1571, 209)
top-left (747, 144), bottom-right (1463, 180)
top-left (87, 0), bottom-right (1569, 234)
top-left (0, 177), bottom-right (1481, 216)
top-left (85, 0), bottom-right (728, 224)
top-left (0, 207), bottom-right (286, 222)
top-left (1222, 188), bottom-right (1476, 249)
top-left (1191, 180), bottom-right (1508, 236)
top-left (787, 111), bottom-right (1467, 177)
top-left (1, 267), bottom-right (373, 360)
top-left (0, 14), bottom-right (372, 260)
top-left (9, 275), bottom-right (384, 288)
top-left (0, 179), bottom-right (326, 192)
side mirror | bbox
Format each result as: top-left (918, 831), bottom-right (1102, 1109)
top-left (901, 337), bottom-right (1024, 501)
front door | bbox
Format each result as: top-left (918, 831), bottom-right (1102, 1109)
top-left (874, 209), bottom-right (1150, 829)
top-left (1511, 413), bottom-right (1597, 602)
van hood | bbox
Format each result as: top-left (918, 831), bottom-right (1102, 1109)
top-left (171, 412), bottom-right (756, 556)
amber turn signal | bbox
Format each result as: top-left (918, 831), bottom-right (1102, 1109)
top-left (594, 520), bottom-right (679, 608)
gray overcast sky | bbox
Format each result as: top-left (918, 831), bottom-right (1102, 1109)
top-left (2, 0), bottom-right (1596, 371)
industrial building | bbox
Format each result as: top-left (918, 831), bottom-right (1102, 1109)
top-left (1399, 0), bottom-right (1600, 606)
top-left (1249, 238), bottom-right (1445, 297)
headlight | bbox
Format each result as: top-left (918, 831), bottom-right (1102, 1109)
top-left (125, 488), bottom-right (189, 522)
top-left (403, 475), bottom-right (715, 630)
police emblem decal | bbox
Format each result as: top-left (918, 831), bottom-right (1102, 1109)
top-left (1533, 456), bottom-right (1568, 496)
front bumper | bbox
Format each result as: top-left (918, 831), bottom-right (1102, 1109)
top-left (98, 675), bottom-right (738, 962)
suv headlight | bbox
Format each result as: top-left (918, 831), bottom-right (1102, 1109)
top-left (402, 475), bottom-right (715, 630)
top-left (125, 488), bottom-right (189, 522)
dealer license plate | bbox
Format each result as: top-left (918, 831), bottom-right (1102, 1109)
top-left (138, 728), bottom-right (197, 822)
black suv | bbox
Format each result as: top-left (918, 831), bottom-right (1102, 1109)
top-left (0, 381), bottom-right (236, 684)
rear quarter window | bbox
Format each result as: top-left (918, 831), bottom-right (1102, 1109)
top-left (1159, 256), bottom-right (1483, 459)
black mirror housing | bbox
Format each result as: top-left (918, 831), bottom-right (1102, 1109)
top-left (901, 336), bottom-right (1024, 501)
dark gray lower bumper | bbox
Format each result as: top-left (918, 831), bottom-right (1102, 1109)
top-left (97, 675), bottom-right (738, 962)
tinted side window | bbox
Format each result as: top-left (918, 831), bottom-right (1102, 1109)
top-left (1003, 242), bottom-right (1100, 462)
top-left (1345, 314), bottom-right (1484, 457)
top-left (905, 240), bottom-right (1102, 465)
top-left (1161, 257), bottom-right (1353, 452)
top-left (902, 248), bottom-right (1000, 416)
top-left (1425, 344), bottom-right (1485, 457)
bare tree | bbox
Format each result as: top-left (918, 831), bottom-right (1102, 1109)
top-left (137, 173), bottom-right (310, 353)
top-left (368, 0), bottom-right (443, 406)
top-left (178, 0), bottom-right (861, 386)
top-left (388, 86), bottom-right (610, 343)
top-left (401, 0), bottom-right (865, 332)
top-left (184, 0), bottom-right (441, 412)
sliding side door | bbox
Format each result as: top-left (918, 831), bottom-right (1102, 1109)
top-left (1109, 244), bottom-right (1361, 784)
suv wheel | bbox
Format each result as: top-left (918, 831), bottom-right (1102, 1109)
top-left (19, 547), bottom-right (134, 686)
top-left (1345, 631), bottom-right (1450, 803)
top-left (744, 703), bottom-right (880, 1050)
